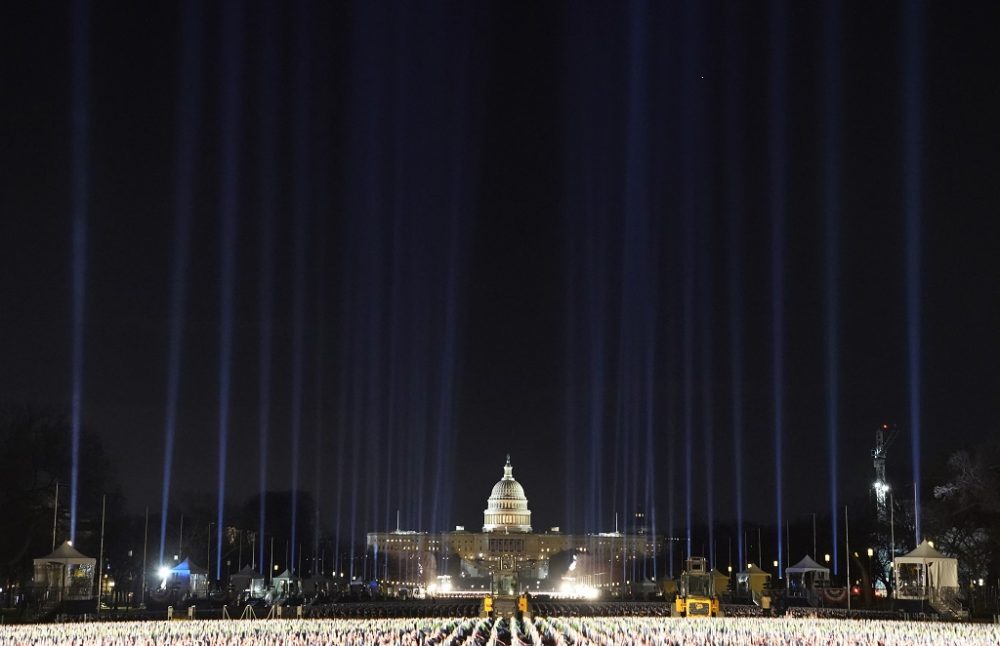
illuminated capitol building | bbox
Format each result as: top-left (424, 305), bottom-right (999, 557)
top-left (367, 456), bottom-right (663, 595)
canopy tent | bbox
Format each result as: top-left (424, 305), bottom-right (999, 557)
top-left (894, 540), bottom-right (959, 599)
top-left (273, 568), bottom-right (300, 596)
top-left (736, 563), bottom-right (772, 604)
top-left (786, 555), bottom-right (831, 598)
top-left (711, 568), bottom-right (731, 594)
top-left (32, 541), bottom-right (96, 601)
top-left (164, 557), bottom-right (209, 596)
top-left (230, 565), bottom-right (266, 598)
top-left (788, 556), bottom-right (830, 583)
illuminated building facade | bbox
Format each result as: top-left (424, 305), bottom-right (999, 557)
top-left (367, 456), bottom-right (663, 594)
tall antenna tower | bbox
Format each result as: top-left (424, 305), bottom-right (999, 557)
top-left (872, 423), bottom-right (899, 522)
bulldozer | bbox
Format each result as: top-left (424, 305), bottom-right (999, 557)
top-left (672, 556), bottom-right (721, 618)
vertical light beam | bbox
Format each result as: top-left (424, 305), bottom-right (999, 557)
top-left (159, 0), bottom-right (203, 566)
top-left (822, 0), bottom-right (842, 575)
top-left (215, 0), bottom-right (243, 580)
top-left (903, 0), bottom-right (926, 545)
top-left (68, 0), bottom-right (91, 545)
top-left (288, 0), bottom-right (312, 574)
top-left (724, 0), bottom-right (746, 571)
top-left (255, 0), bottom-right (278, 574)
top-left (769, 0), bottom-right (788, 578)
top-left (680, 0), bottom-right (704, 562)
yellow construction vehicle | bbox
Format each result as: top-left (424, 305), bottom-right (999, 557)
top-left (673, 557), bottom-right (721, 617)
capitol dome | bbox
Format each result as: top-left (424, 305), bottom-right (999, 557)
top-left (483, 455), bottom-right (532, 533)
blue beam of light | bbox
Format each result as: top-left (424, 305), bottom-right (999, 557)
top-left (68, 0), bottom-right (91, 545)
top-left (431, 198), bottom-right (464, 534)
top-left (159, 0), bottom-right (203, 567)
top-left (313, 149), bottom-right (330, 575)
top-left (682, 220), bottom-right (694, 563)
top-left (645, 369), bottom-right (657, 581)
top-left (215, 0), bottom-right (243, 580)
top-left (561, 8), bottom-right (611, 536)
top-left (698, 217), bottom-right (715, 570)
top-left (332, 331), bottom-right (349, 579)
top-left (563, 225), bottom-right (580, 532)
top-left (618, 0), bottom-right (653, 579)
top-left (431, 14), bottom-right (474, 535)
top-left (724, 0), bottom-right (746, 571)
top-left (682, 197), bottom-right (694, 564)
top-left (769, 0), bottom-right (788, 579)
top-left (255, 0), bottom-right (278, 575)
top-left (586, 216), bottom-right (608, 536)
top-left (384, 146), bottom-right (402, 539)
top-left (822, 0), bottom-right (842, 575)
top-left (680, 0), bottom-right (704, 563)
top-left (903, 0), bottom-right (926, 546)
top-left (288, 0), bottom-right (312, 575)
top-left (665, 344), bottom-right (677, 578)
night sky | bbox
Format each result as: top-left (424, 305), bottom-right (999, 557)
top-left (2, 0), bottom-right (999, 558)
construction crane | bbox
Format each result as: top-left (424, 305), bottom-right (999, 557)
top-left (872, 423), bottom-right (899, 523)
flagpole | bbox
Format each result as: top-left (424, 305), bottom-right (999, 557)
top-left (141, 506), bottom-right (149, 606)
top-left (96, 494), bottom-right (106, 614)
top-left (52, 481), bottom-right (60, 550)
top-left (845, 504), bottom-right (851, 612)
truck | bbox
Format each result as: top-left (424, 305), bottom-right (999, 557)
top-left (673, 557), bottom-right (721, 618)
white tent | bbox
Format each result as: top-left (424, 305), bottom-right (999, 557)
top-left (894, 540), bottom-right (959, 599)
top-left (786, 555), bottom-right (830, 581)
top-left (32, 541), bottom-right (96, 601)
top-left (786, 555), bottom-right (830, 598)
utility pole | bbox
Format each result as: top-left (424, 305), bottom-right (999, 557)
top-left (812, 513), bottom-right (817, 558)
top-left (141, 507), bottom-right (149, 606)
top-left (845, 504), bottom-right (851, 612)
top-left (207, 522), bottom-right (214, 582)
top-left (52, 481), bottom-right (59, 550)
top-left (178, 514), bottom-right (184, 559)
top-left (786, 520), bottom-right (790, 573)
top-left (96, 494), bottom-right (106, 614)
top-left (890, 492), bottom-right (896, 598)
